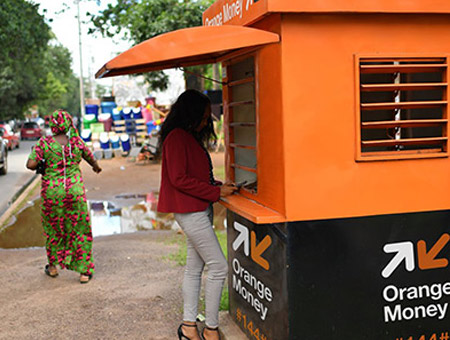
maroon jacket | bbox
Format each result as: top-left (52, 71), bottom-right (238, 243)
top-left (157, 128), bottom-right (221, 213)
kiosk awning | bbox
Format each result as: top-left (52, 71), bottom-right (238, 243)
top-left (95, 25), bottom-right (280, 79)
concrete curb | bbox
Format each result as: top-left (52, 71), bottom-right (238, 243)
top-left (0, 174), bottom-right (40, 230)
top-left (219, 311), bottom-right (248, 340)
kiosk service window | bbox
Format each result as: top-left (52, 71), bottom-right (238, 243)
top-left (225, 55), bottom-right (258, 193)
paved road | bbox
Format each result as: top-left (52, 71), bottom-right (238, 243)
top-left (0, 140), bottom-right (37, 216)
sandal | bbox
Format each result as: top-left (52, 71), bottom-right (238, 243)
top-left (201, 326), bottom-right (221, 340)
top-left (44, 264), bottom-right (58, 278)
top-left (177, 322), bottom-right (199, 340)
top-left (80, 273), bottom-right (92, 284)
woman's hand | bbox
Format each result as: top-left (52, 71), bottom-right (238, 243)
top-left (220, 183), bottom-right (237, 197)
top-left (92, 162), bottom-right (102, 174)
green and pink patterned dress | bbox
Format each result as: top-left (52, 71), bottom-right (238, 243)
top-left (29, 115), bottom-right (95, 275)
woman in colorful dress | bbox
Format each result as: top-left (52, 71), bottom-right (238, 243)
top-left (26, 110), bottom-right (101, 284)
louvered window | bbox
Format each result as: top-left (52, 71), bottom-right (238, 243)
top-left (225, 56), bottom-right (257, 193)
top-left (358, 57), bottom-right (448, 160)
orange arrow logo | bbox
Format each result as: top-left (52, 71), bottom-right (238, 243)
top-left (417, 233), bottom-right (449, 270)
top-left (250, 231), bottom-right (272, 270)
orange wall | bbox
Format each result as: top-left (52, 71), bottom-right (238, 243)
top-left (252, 15), bottom-right (286, 215)
top-left (280, 13), bottom-right (450, 221)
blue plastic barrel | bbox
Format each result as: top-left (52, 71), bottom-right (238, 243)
top-left (100, 102), bottom-right (117, 114)
top-left (80, 129), bottom-right (92, 142)
top-left (132, 107), bottom-right (142, 119)
top-left (99, 133), bottom-right (110, 149)
top-left (120, 134), bottom-right (131, 152)
top-left (112, 108), bottom-right (122, 121)
top-left (81, 129), bottom-right (92, 142)
top-left (85, 104), bottom-right (99, 117)
top-left (110, 135), bottom-right (120, 149)
top-left (122, 107), bottom-right (132, 120)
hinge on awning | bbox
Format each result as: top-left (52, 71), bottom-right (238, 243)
top-left (178, 67), bottom-right (227, 86)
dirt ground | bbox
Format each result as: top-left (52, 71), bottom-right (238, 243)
top-left (0, 151), bottom-right (227, 340)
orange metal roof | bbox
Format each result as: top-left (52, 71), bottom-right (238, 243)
top-left (268, 0), bottom-right (450, 13)
top-left (203, 0), bottom-right (450, 28)
top-left (95, 25), bottom-right (279, 79)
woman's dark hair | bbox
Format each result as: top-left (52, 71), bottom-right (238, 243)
top-left (159, 89), bottom-right (216, 148)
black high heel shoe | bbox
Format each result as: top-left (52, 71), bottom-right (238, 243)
top-left (177, 323), bottom-right (199, 340)
top-left (200, 326), bottom-right (221, 340)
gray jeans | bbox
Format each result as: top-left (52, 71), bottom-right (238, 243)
top-left (174, 205), bottom-right (228, 328)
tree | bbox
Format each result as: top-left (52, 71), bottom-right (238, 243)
top-left (0, 0), bottom-right (51, 120)
top-left (36, 39), bottom-right (81, 116)
top-left (88, 0), bottom-right (214, 91)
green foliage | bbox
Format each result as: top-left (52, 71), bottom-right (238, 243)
top-left (89, 0), bottom-right (214, 91)
top-left (165, 233), bottom-right (188, 266)
top-left (0, 0), bottom-right (81, 120)
top-left (220, 284), bottom-right (229, 311)
top-left (0, 0), bottom-right (50, 120)
top-left (36, 42), bottom-right (80, 116)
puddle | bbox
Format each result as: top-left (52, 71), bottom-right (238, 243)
top-left (0, 201), bottom-right (45, 249)
top-left (0, 193), bottom-right (226, 249)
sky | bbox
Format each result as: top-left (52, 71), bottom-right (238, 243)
top-left (30, 0), bottom-right (184, 105)
top-left (31, 0), bottom-right (128, 81)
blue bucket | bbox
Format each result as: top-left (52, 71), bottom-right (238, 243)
top-left (120, 134), bottom-right (131, 152)
top-left (81, 129), bottom-right (92, 142)
top-left (99, 133), bottom-right (110, 150)
top-left (101, 102), bottom-right (117, 114)
top-left (85, 104), bottom-right (99, 117)
top-left (112, 108), bottom-right (122, 121)
top-left (132, 107), bottom-right (142, 119)
top-left (122, 108), bottom-right (132, 120)
top-left (110, 135), bottom-right (120, 149)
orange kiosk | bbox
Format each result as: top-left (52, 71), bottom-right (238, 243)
top-left (96, 1), bottom-right (450, 339)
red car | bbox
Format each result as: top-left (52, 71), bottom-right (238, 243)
top-left (0, 124), bottom-right (20, 150)
top-left (20, 121), bottom-right (43, 141)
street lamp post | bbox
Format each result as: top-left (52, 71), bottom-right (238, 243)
top-left (76, 0), bottom-right (85, 128)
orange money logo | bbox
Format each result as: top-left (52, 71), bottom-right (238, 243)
top-left (232, 222), bottom-right (272, 270)
top-left (382, 233), bottom-right (449, 278)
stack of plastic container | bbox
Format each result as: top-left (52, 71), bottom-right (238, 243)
top-left (85, 104), bottom-right (99, 118)
top-left (83, 114), bottom-right (97, 129)
top-left (100, 101), bottom-right (117, 115)
top-left (110, 135), bottom-right (120, 149)
top-left (132, 107), bottom-right (142, 119)
top-left (120, 134), bottom-right (131, 152)
top-left (100, 132), bottom-right (112, 159)
top-left (110, 135), bottom-right (121, 157)
top-left (98, 113), bottom-right (113, 132)
top-left (81, 130), bottom-right (92, 143)
top-left (112, 108), bottom-right (122, 121)
top-left (122, 108), bottom-right (132, 120)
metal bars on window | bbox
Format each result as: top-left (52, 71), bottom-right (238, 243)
top-left (358, 57), bottom-right (448, 160)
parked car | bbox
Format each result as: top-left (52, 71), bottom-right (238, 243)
top-left (20, 121), bottom-right (43, 140)
top-left (0, 124), bottom-right (20, 150)
top-left (0, 136), bottom-right (7, 175)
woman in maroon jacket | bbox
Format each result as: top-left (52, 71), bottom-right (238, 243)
top-left (158, 90), bottom-right (236, 340)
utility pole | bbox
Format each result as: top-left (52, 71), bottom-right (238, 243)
top-left (76, 0), bottom-right (85, 126)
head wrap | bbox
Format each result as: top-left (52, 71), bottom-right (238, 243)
top-left (49, 110), bottom-right (78, 139)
